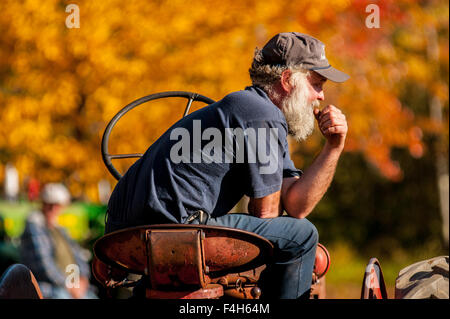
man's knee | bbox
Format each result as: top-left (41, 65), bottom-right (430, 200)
top-left (291, 218), bottom-right (318, 245)
top-left (283, 218), bottom-right (319, 259)
top-left (306, 219), bottom-right (319, 246)
top-left (273, 217), bottom-right (318, 260)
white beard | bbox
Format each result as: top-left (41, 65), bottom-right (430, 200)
top-left (281, 80), bottom-right (319, 142)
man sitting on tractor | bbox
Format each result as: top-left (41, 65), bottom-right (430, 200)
top-left (105, 32), bottom-right (349, 299)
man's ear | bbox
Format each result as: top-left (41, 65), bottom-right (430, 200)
top-left (280, 69), bottom-right (293, 94)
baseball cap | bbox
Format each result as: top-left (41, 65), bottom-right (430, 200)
top-left (41, 183), bottom-right (71, 205)
top-left (261, 32), bottom-right (350, 82)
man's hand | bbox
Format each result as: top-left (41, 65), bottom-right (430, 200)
top-left (314, 105), bottom-right (348, 150)
top-left (282, 105), bottom-right (347, 219)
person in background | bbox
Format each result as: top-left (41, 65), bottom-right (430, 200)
top-left (19, 183), bottom-right (97, 299)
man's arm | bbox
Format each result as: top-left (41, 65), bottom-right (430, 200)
top-left (282, 105), bottom-right (347, 219)
top-left (281, 143), bottom-right (342, 218)
top-left (247, 142), bottom-right (340, 219)
top-left (248, 190), bottom-right (282, 218)
top-left (247, 105), bottom-right (347, 219)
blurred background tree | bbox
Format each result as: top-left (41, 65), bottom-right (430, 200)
top-left (0, 0), bottom-right (448, 296)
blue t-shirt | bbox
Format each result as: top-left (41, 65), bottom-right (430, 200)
top-left (106, 86), bottom-right (302, 232)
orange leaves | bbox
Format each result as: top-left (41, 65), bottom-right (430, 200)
top-left (315, 0), bottom-right (448, 181)
top-left (0, 0), bottom-right (447, 201)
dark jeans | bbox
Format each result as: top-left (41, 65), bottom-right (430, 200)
top-left (190, 213), bottom-right (318, 299)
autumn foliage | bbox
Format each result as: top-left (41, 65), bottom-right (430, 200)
top-left (0, 0), bottom-right (448, 202)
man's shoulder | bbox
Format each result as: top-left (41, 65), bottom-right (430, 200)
top-left (21, 210), bottom-right (48, 242)
top-left (221, 87), bottom-right (285, 123)
top-left (222, 87), bottom-right (270, 107)
top-left (26, 210), bottom-right (46, 227)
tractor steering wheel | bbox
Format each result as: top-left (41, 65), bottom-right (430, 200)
top-left (101, 91), bottom-right (216, 180)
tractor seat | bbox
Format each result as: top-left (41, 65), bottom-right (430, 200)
top-left (93, 224), bottom-right (274, 299)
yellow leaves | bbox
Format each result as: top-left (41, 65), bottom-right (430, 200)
top-left (395, 29), bottom-right (426, 52)
top-left (376, 42), bottom-right (399, 64)
top-left (68, 182), bottom-right (84, 200)
top-left (85, 184), bottom-right (101, 204)
top-left (3, 218), bottom-right (15, 234)
top-left (305, 7), bottom-right (322, 24)
top-left (431, 82), bottom-right (449, 104)
top-left (71, 40), bottom-right (88, 59)
top-left (171, 14), bottom-right (195, 35)
top-left (404, 56), bottom-right (431, 83)
top-left (41, 40), bottom-right (62, 62)
top-left (38, 138), bottom-right (86, 169)
top-left (75, 61), bottom-right (91, 77)
top-left (11, 55), bottom-right (31, 74)
top-left (57, 207), bottom-right (89, 241)
top-left (58, 213), bottom-right (78, 230)
top-left (0, 0), bottom-right (447, 200)
top-left (53, 78), bottom-right (80, 114)
top-left (15, 155), bottom-right (35, 180)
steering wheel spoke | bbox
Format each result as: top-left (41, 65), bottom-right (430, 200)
top-left (108, 153), bottom-right (144, 159)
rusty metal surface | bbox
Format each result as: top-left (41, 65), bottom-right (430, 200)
top-left (212, 266), bottom-right (265, 286)
top-left (203, 229), bottom-right (267, 275)
top-left (147, 284), bottom-right (224, 299)
top-left (314, 243), bottom-right (331, 279)
top-left (310, 276), bottom-right (327, 299)
top-left (92, 256), bottom-right (131, 288)
top-left (223, 286), bottom-right (261, 299)
top-left (93, 224), bottom-right (273, 276)
top-left (148, 229), bottom-right (207, 289)
top-left (93, 227), bottom-right (148, 274)
top-left (211, 267), bottom-right (265, 299)
top-left (92, 256), bottom-right (111, 286)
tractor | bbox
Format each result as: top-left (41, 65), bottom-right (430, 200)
top-left (0, 92), bottom-right (447, 300)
